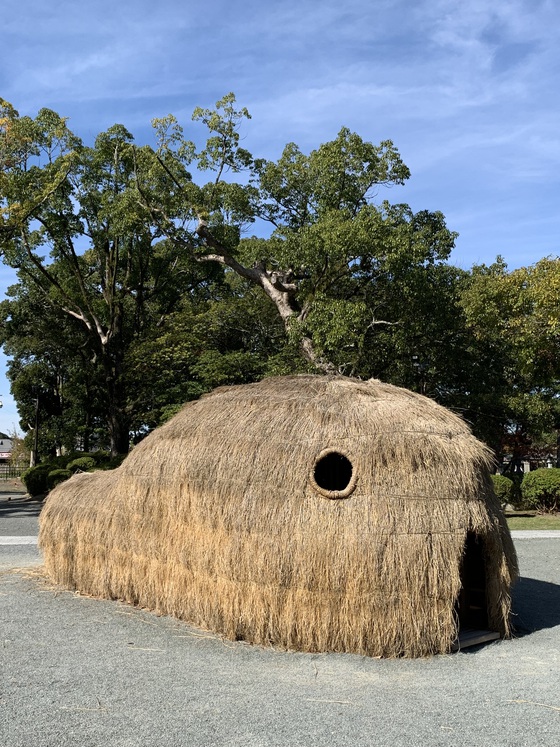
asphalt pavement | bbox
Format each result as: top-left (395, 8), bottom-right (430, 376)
top-left (0, 489), bottom-right (43, 571)
top-left (1, 490), bottom-right (559, 747)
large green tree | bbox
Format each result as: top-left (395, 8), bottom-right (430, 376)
top-left (134, 94), bottom-right (458, 371)
top-left (0, 271), bottom-right (106, 460)
top-left (460, 257), bottom-right (560, 463)
top-left (1, 94), bottom-right (461, 452)
top-left (0, 99), bottom-right (215, 454)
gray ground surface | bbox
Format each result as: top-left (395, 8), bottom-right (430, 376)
top-left (0, 492), bottom-right (42, 571)
top-left (1, 493), bottom-right (559, 747)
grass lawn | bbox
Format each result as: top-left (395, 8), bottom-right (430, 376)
top-left (506, 513), bottom-right (560, 530)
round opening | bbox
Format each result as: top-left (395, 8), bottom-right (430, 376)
top-left (311, 450), bottom-right (356, 499)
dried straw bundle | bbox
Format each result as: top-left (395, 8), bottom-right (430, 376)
top-left (39, 375), bottom-right (518, 657)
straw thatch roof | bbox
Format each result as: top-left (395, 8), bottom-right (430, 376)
top-left (39, 375), bottom-right (518, 657)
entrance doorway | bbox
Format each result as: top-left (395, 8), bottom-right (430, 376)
top-left (457, 532), bottom-right (489, 630)
top-left (452, 532), bottom-right (500, 650)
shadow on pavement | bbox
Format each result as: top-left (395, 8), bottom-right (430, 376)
top-left (0, 497), bottom-right (43, 519)
top-left (512, 576), bottom-right (560, 635)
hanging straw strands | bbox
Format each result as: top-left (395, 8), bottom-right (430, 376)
top-left (39, 375), bottom-right (518, 657)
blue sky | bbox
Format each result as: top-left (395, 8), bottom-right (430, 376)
top-left (1, 0), bottom-right (559, 433)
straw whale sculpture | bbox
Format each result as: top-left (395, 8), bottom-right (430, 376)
top-left (39, 375), bottom-right (518, 657)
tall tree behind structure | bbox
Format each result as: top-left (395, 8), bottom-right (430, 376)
top-left (134, 94), bottom-right (458, 371)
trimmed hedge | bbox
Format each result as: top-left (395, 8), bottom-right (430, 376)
top-left (97, 454), bottom-right (127, 471)
top-left (21, 451), bottom-right (122, 497)
top-left (21, 464), bottom-right (52, 497)
top-left (495, 471), bottom-right (524, 509)
top-left (67, 456), bottom-right (96, 472)
top-left (491, 474), bottom-right (514, 506)
top-left (521, 468), bottom-right (560, 513)
top-left (47, 469), bottom-right (72, 491)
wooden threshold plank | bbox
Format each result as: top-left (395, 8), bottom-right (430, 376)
top-left (452, 629), bottom-right (500, 652)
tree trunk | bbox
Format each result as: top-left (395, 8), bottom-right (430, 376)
top-left (100, 339), bottom-right (130, 458)
top-left (82, 413), bottom-right (91, 453)
top-left (299, 334), bottom-right (337, 374)
top-left (29, 395), bottom-right (40, 468)
top-left (107, 407), bottom-right (130, 457)
top-left (195, 222), bottom-right (338, 375)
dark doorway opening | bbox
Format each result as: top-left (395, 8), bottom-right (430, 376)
top-left (457, 532), bottom-right (490, 631)
top-left (453, 532), bottom-right (499, 650)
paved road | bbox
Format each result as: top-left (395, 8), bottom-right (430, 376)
top-left (1, 493), bottom-right (559, 747)
top-left (0, 492), bottom-right (42, 570)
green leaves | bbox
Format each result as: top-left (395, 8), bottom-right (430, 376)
top-left (254, 129), bottom-right (410, 229)
top-left (192, 92), bottom-right (252, 175)
top-left (521, 468), bottom-right (560, 512)
top-left (459, 257), bottom-right (560, 457)
top-left (0, 92), bottom-right (471, 451)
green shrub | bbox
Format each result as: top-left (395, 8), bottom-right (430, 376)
top-left (88, 451), bottom-right (111, 465)
top-left (21, 452), bottom-right (116, 496)
top-left (21, 464), bottom-right (53, 497)
top-left (66, 456), bottom-right (96, 472)
top-left (98, 453), bottom-right (127, 471)
top-left (44, 453), bottom-right (79, 469)
top-left (521, 468), bottom-right (560, 513)
top-left (496, 471), bottom-right (525, 508)
top-left (46, 469), bottom-right (72, 491)
top-left (491, 474), bottom-right (514, 506)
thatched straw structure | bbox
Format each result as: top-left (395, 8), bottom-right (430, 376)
top-left (39, 375), bottom-right (518, 657)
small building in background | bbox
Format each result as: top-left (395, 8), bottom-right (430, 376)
top-left (0, 432), bottom-right (13, 463)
